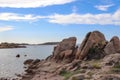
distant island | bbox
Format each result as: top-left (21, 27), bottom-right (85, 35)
top-left (39, 42), bottom-right (59, 45)
top-left (0, 42), bottom-right (26, 49)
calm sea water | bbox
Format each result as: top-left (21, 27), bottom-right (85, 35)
top-left (0, 45), bottom-right (55, 78)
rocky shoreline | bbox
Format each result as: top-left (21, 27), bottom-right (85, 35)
top-left (1, 31), bottom-right (120, 80)
top-left (20, 31), bottom-right (120, 80)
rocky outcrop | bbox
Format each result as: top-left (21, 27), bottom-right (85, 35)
top-left (104, 36), bottom-right (120, 54)
top-left (24, 59), bottom-right (34, 65)
top-left (50, 31), bottom-right (120, 61)
top-left (76, 31), bottom-right (106, 60)
top-left (52, 37), bottom-right (77, 62)
top-left (102, 53), bottom-right (120, 66)
top-left (21, 31), bottom-right (120, 80)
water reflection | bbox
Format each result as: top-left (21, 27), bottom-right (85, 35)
top-left (0, 45), bottom-right (54, 78)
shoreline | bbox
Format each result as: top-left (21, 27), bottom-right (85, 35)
top-left (1, 31), bottom-right (120, 80)
top-left (20, 31), bottom-right (120, 80)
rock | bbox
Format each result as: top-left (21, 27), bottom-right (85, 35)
top-left (24, 54), bottom-right (27, 57)
top-left (65, 60), bottom-right (81, 71)
top-left (103, 53), bottom-right (120, 65)
top-left (81, 62), bottom-right (92, 69)
top-left (32, 59), bottom-right (40, 64)
top-left (76, 31), bottom-right (106, 60)
top-left (59, 50), bottom-right (73, 59)
top-left (25, 69), bottom-right (35, 74)
top-left (70, 74), bottom-right (85, 80)
top-left (43, 62), bottom-right (51, 66)
top-left (52, 37), bottom-right (77, 62)
top-left (104, 36), bottom-right (120, 54)
top-left (21, 31), bottom-right (120, 80)
top-left (16, 54), bottom-right (20, 58)
top-left (24, 59), bottom-right (34, 65)
top-left (100, 75), bottom-right (120, 80)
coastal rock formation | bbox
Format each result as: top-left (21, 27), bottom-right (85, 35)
top-left (24, 59), bottom-right (34, 65)
top-left (52, 37), bottom-right (77, 62)
top-left (104, 36), bottom-right (120, 54)
top-left (21, 31), bottom-right (120, 80)
top-left (76, 31), bottom-right (106, 60)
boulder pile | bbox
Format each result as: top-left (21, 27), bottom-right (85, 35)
top-left (50, 31), bottom-right (120, 62)
top-left (21, 31), bottom-right (120, 80)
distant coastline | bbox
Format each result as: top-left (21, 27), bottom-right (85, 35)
top-left (39, 42), bottom-right (59, 45)
top-left (0, 42), bottom-right (26, 49)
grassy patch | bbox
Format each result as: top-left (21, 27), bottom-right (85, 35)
top-left (111, 63), bottom-right (120, 73)
top-left (59, 69), bottom-right (84, 80)
top-left (92, 63), bottom-right (101, 69)
top-left (114, 63), bottom-right (120, 68)
top-left (88, 60), bottom-right (101, 69)
top-left (59, 69), bottom-right (73, 80)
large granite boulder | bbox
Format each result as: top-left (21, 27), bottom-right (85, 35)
top-left (76, 31), bottom-right (107, 60)
top-left (52, 37), bottom-right (77, 62)
top-left (104, 36), bottom-right (120, 54)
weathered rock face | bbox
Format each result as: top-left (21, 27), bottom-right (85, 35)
top-left (76, 31), bottom-right (106, 60)
top-left (104, 36), bottom-right (120, 54)
top-left (52, 37), bottom-right (77, 62)
top-left (103, 53), bottom-right (120, 65)
top-left (100, 75), bottom-right (120, 80)
top-left (21, 31), bottom-right (120, 80)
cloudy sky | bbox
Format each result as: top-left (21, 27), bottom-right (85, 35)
top-left (0, 0), bottom-right (120, 43)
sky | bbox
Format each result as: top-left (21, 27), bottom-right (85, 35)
top-left (0, 0), bottom-right (120, 44)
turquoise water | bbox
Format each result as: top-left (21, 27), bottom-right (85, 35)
top-left (0, 45), bottom-right (55, 78)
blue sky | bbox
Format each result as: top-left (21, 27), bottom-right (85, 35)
top-left (0, 0), bottom-right (120, 44)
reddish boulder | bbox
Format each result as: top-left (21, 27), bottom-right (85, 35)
top-left (104, 36), bottom-right (120, 54)
top-left (52, 37), bottom-right (77, 62)
top-left (76, 31), bottom-right (106, 60)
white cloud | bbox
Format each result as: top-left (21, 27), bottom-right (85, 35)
top-left (48, 9), bottom-right (120, 25)
top-left (95, 4), bottom-right (114, 11)
top-left (0, 0), bottom-right (75, 8)
top-left (0, 13), bottom-right (45, 21)
top-left (0, 26), bottom-right (14, 32)
top-left (1, 9), bottom-right (120, 26)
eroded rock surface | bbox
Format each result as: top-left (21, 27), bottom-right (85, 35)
top-left (104, 36), bottom-right (120, 54)
top-left (52, 37), bottom-right (77, 62)
top-left (20, 31), bottom-right (120, 80)
top-left (76, 31), bottom-right (106, 60)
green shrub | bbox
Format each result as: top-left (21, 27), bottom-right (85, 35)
top-left (86, 45), bottom-right (105, 60)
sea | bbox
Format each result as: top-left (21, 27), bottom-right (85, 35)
top-left (0, 45), bottom-right (55, 78)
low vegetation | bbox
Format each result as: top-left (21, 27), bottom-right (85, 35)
top-left (59, 69), bottom-right (84, 80)
top-left (111, 63), bottom-right (120, 73)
